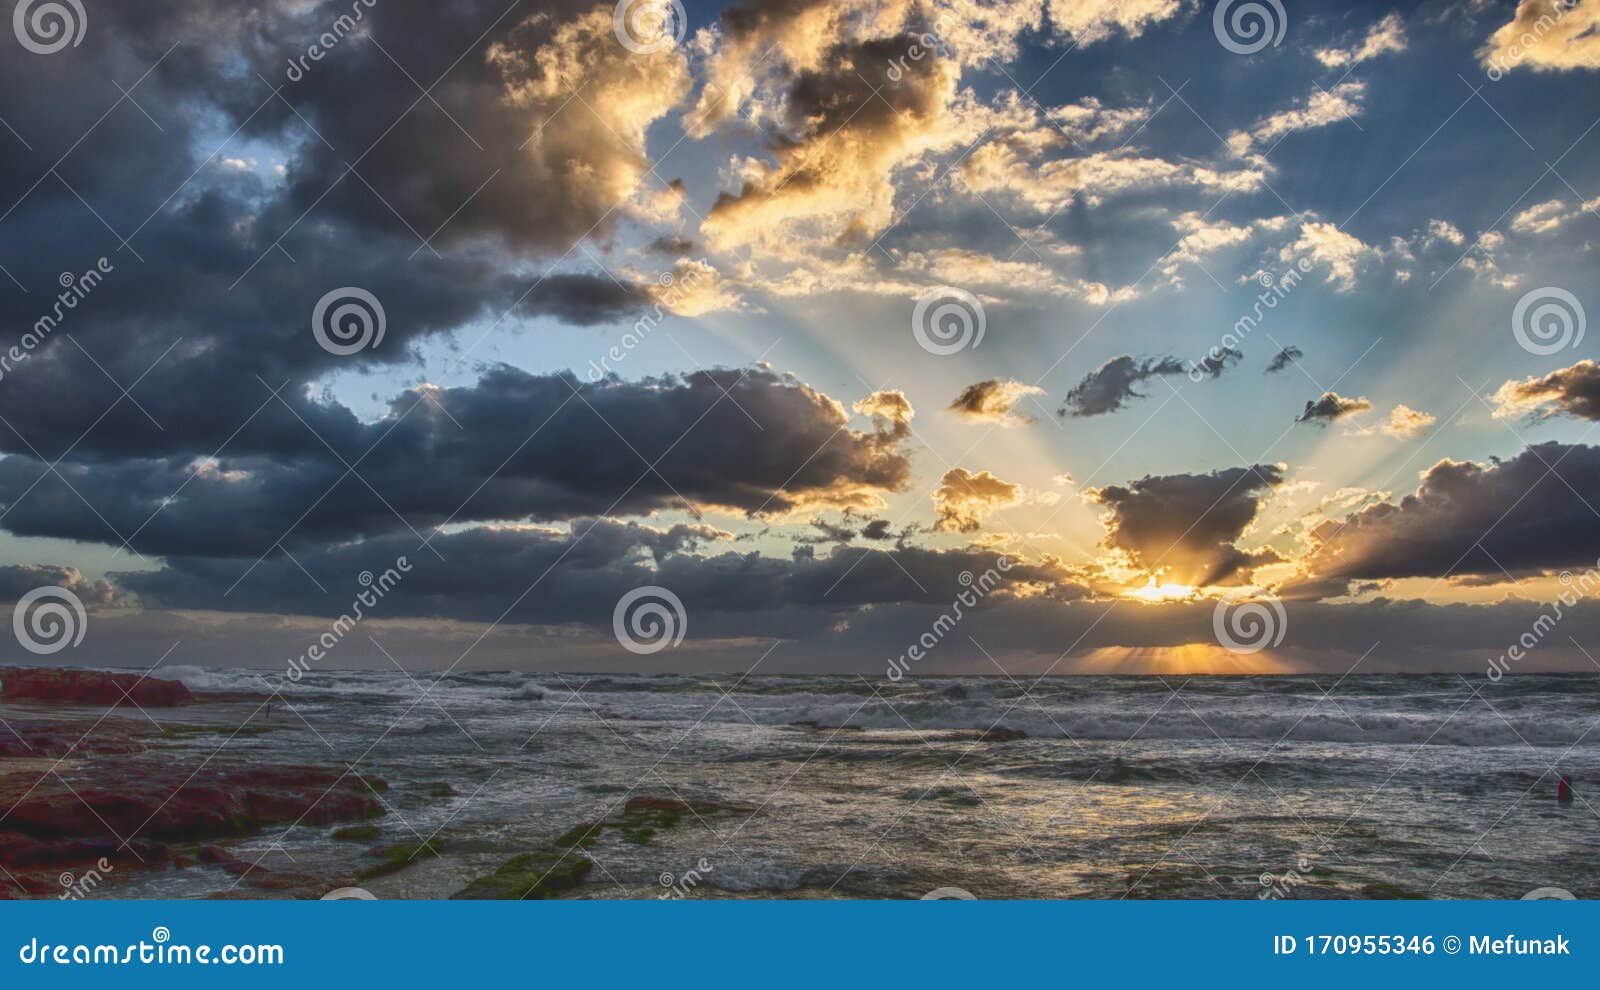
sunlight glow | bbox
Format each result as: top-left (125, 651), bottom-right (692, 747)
top-left (1124, 577), bottom-right (1200, 602)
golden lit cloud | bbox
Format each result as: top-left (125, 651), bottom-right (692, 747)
top-left (932, 467), bottom-right (1022, 532)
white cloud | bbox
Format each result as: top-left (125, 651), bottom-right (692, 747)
top-left (1480, 0), bottom-right (1600, 75)
top-left (1510, 196), bottom-right (1600, 234)
top-left (1162, 212), bottom-right (1292, 280)
top-left (1281, 221), bottom-right (1377, 291)
top-left (1248, 82), bottom-right (1367, 145)
top-left (957, 140), bottom-right (1265, 213)
top-left (1314, 13), bottom-right (1408, 68)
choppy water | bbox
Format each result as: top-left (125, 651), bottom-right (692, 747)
top-left (52, 669), bottom-right (1600, 899)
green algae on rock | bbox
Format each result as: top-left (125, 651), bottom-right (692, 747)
top-left (450, 850), bottom-right (593, 900)
top-left (356, 838), bottom-right (445, 880)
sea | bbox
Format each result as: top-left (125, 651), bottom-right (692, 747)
top-left (61, 669), bottom-right (1600, 899)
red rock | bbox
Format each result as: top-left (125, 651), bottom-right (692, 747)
top-left (0, 667), bottom-right (192, 708)
top-left (0, 713), bottom-right (384, 897)
top-left (622, 796), bottom-right (701, 816)
top-left (0, 721), bottom-right (148, 758)
top-left (1, 764), bottom-right (383, 842)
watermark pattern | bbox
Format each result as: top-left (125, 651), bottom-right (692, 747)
top-left (584, 260), bottom-right (711, 382)
top-left (920, 886), bottom-right (977, 899)
top-left (1212, 0), bottom-right (1286, 55)
top-left (887, 558), bottom-right (1012, 681)
top-left (1487, 562), bottom-right (1600, 681)
top-left (1486, 1), bottom-right (1580, 81)
top-left (58, 858), bottom-right (114, 900)
top-left (12, 585), bottom-right (87, 656)
top-left (285, 0), bottom-right (377, 82)
top-left (312, 286), bottom-right (387, 356)
top-left (321, 886), bottom-right (378, 900)
top-left (657, 858), bottom-right (713, 899)
top-left (911, 286), bottom-right (986, 356)
top-left (612, 585), bottom-right (687, 655)
top-left (884, 15), bottom-right (955, 82)
top-left (18, 928), bottom-right (285, 966)
top-left (12, 0), bottom-right (86, 55)
top-left (1511, 286), bottom-right (1585, 356)
top-left (1211, 589), bottom-right (1287, 655)
top-left (1187, 258), bottom-right (1312, 383)
top-left (1258, 855), bottom-right (1313, 900)
top-left (612, 0), bottom-right (685, 55)
top-left (283, 557), bottom-right (410, 683)
top-left (1523, 886), bottom-right (1577, 900)
top-left (1, 258), bottom-right (114, 385)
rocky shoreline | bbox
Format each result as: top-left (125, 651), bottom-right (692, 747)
top-left (0, 667), bottom-right (754, 900)
top-left (2, 666), bottom-right (1042, 900)
top-left (0, 666), bottom-right (387, 899)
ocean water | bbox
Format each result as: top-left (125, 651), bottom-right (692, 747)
top-left (56, 670), bottom-right (1600, 899)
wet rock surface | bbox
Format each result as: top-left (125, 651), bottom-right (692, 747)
top-left (0, 712), bottom-right (385, 899)
top-left (0, 667), bottom-right (193, 708)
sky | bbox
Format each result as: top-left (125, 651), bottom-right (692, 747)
top-left (2, 0), bottom-right (1600, 676)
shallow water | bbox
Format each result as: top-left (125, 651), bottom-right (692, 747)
top-left (22, 669), bottom-right (1600, 900)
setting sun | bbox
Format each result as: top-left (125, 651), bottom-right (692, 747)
top-left (1125, 578), bottom-right (1200, 603)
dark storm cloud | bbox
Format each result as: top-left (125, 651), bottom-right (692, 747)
top-left (1492, 360), bottom-right (1600, 422)
top-left (1296, 391), bottom-right (1371, 424)
top-left (1057, 355), bottom-right (1186, 418)
top-left (263, 0), bottom-right (694, 253)
top-left (1091, 465), bottom-right (1286, 586)
top-left (796, 518), bottom-right (857, 544)
top-left (1292, 442), bottom-right (1600, 590)
top-left (91, 548), bottom-right (1600, 675)
top-left (1191, 346), bottom-right (1242, 380)
top-left (0, 0), bottom-right (676, 466)
top-left (1265, 345), bottom-right (1303, 374)
top-left (648, 236), bottom-right (697, 255)
top-left (861, 519), bottom-right (893, 540)
top-left (117, 524), bottom-right (1084, 634)
top-left (0, 564), bottom-right (121, 607)
top-left (0, 367), bottom-right (915, 557)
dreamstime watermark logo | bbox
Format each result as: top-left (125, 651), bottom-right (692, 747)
top-left (285, 0), bottom-right (377, 82)
top-left (1259, 855), bottom-right (1313, 900)
top-left (1511, 286), bottom-right (1585, 356)
top-left (658, 858), bottom-right (712, 899)
top-left (887, 558), bottom-right (1012, 681)
top-left (1523, 886), bottom-right (1576, 900)
top-left (1211, 588), bottom-right (1287, 654)
top-left (920, 886), bottom-right (976, 900)
top-left (911, 286), bottom-right (986, 356)
top-left (321, 886), bottom-right (377, 900)
top-left (584, 260), bottom-right (711, 381)
top-left (1212, 0), bottom-right (1286, 55)
top-left (1486, 1), bottom-right (1580, 81)
top-left (1187, 258), bottom-right (1312, 382)
top-left (12, 0), bottom-right (86, 55)
top-left (1, 257), bottom-right (114, 385)
top-left (282, 557), bottom-right (410, 684)
top-left (884, 15), bottom-right (954, 82)
top-left (12, 585), bottom-right (87, 656)
top-left (612, 0), bottom-right (685, 54)
top-left (58, 858), bottom-right (113, 900)
top-left (612, 585), bottom-right (686, 655)
top-left (312, 286), bottom-right (386, 356)
top-left (1487, 561), bottom-right (1600, 681)
top-left (17, 927), bottom-right (286, 966)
